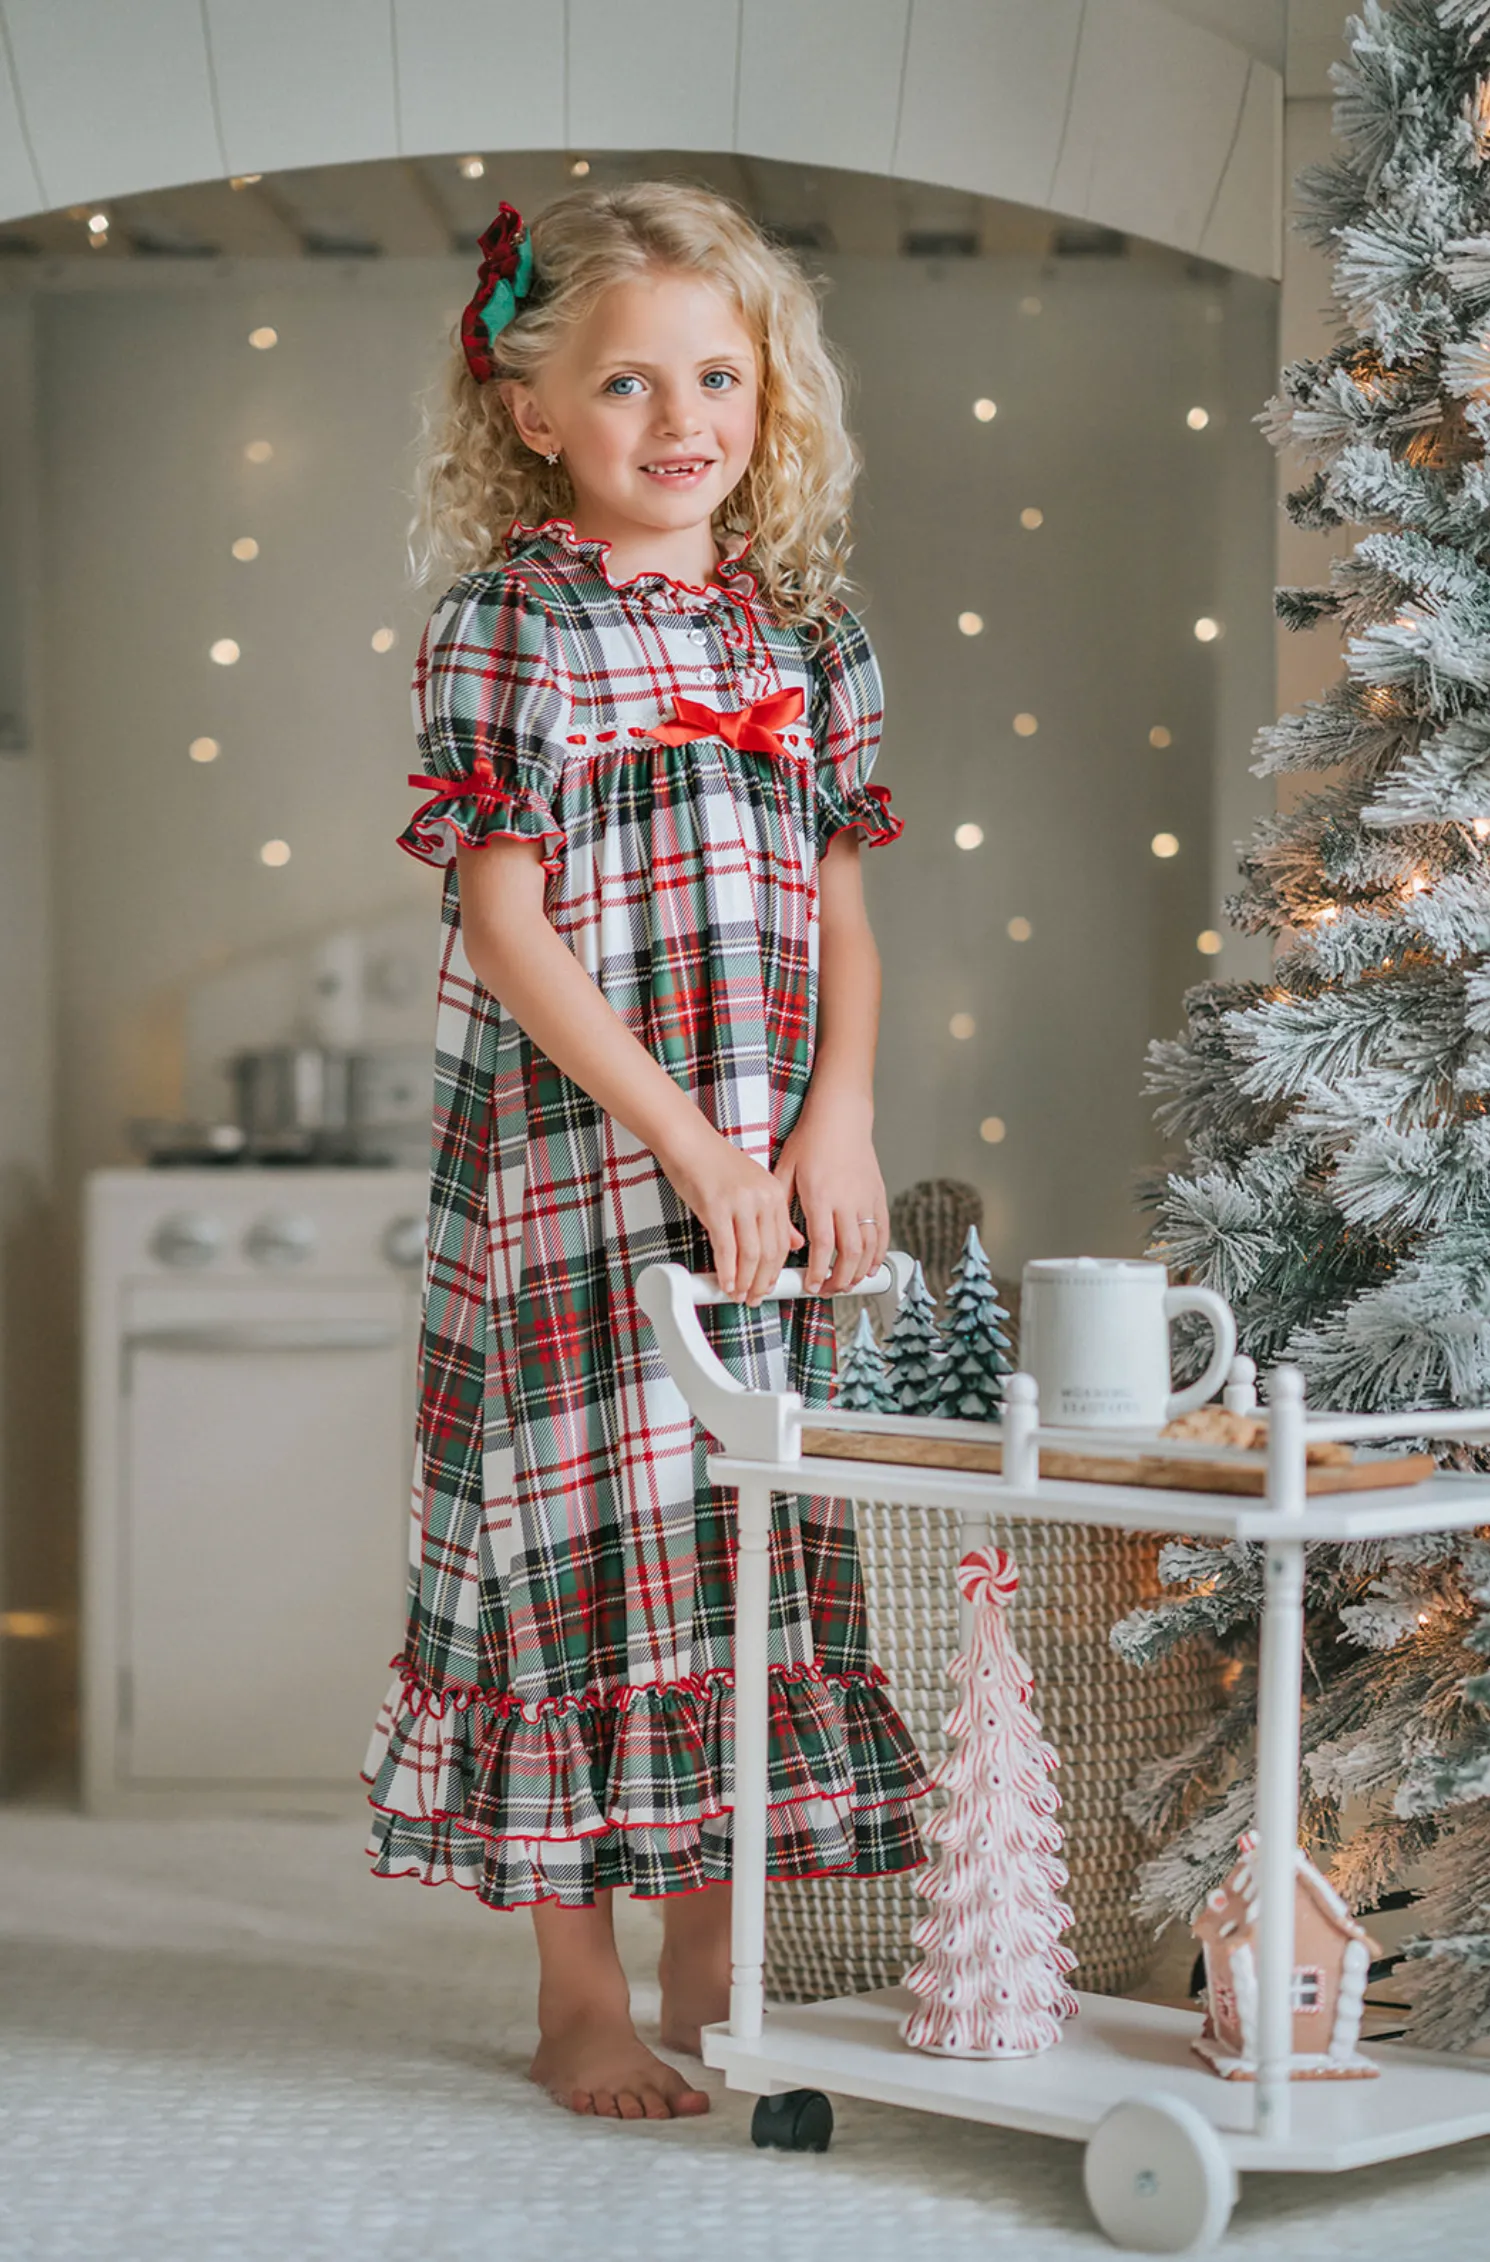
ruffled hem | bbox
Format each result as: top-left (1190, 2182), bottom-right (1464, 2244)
top-left (361, 1656), bottom-right (932, 1907)
top-left (366, 1797), bottom-right (927, 1907)
top-left (397, 754), bottom-right (566, 874)
top-left (817, 778), bottom-right (902, 853)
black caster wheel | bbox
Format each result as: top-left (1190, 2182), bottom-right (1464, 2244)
top-left (751, 2089), bottom-right (834, 2153)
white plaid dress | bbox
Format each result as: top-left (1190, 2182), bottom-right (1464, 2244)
top-left (362, 514), bottom-right (931, 1908)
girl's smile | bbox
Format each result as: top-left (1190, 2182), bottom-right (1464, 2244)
top-left (640, 458), bottom-right (714, 484)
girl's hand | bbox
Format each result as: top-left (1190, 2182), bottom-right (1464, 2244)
top-left (660, 1121), bottom-right (805, 1306)
top-left (772, 1094), bottom-right (889, 1295)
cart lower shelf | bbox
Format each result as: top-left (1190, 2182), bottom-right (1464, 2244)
top-left (702, 1988), bottom-right (1490, 2174)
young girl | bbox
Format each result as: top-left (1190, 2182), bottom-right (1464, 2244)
top-left (361, 181), bottom-right (930, 2123)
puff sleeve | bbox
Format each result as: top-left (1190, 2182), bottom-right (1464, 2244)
top-left (809, 604), bottom-right (902, 858)
top-left (398, 570), bottom-right (569, 875)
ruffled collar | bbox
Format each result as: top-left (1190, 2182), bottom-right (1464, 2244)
top-left (505, 513), bottom-right (759, 606)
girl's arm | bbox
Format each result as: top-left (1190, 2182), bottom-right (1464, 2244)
top-left (455, 837), bottom-right (803, 1305)
top-left (772, 835), bottom-right (891, 1295)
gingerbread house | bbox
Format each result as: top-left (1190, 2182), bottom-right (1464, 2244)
top-left (1191, 1831), bottom-right (1382, 2081)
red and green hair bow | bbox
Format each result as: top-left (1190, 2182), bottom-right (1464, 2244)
top-left (460, 203), bottom-right (535, 383)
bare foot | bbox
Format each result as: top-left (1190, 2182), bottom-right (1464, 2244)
top-left (529, 2010), bottom-right (711, 2119)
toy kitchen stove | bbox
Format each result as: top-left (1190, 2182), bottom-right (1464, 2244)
top-left (81, 1164), bottom-right (428, 1818)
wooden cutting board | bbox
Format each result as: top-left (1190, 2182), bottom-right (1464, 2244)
top-left (797, 1427), bottom-right (1437, 1496)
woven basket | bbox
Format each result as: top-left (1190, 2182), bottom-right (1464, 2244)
top-left (765, 1502), bottom-right (1222, 2002)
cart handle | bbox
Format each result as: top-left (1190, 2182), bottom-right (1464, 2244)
top-left (635, 1255), bottom-right (914, 1463)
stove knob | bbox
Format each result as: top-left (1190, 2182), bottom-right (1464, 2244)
top-left (150, 1211), bottom-right (225, 1268)
top-left (382, 1213), bottom-right (425, 1271)
top-left (244, 1212), bottom-right (317, 1267)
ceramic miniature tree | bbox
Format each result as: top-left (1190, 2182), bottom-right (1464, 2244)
top-left (934, 1226), bottom-right (1014, 1421)
top-left (883, 1260), bottom-right (944, 1416)
top-left (902, 1548), bottom-right (1080, 2058)
top-left (833, 1310), bottom-right (898, 1414)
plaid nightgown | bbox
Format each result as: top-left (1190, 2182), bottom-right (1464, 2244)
top-left (361, 513), bottom-right (931, 1908)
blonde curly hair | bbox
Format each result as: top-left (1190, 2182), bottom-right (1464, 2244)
top-left (405, 178), bottom-right (864, 641)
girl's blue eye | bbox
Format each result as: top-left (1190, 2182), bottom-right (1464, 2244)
top-left (604, 371), bottom-right (737, 395)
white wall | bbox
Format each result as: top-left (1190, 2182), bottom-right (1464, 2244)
top-left (832, 256), bottom-right (1277, 1250)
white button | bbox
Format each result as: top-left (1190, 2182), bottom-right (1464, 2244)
top-left (688, 628), bottom-right (708, 645)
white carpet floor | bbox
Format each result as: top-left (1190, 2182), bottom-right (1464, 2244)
top-left (2, 1808), bottom-right (1489, 2261)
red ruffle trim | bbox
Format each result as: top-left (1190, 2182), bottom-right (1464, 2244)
top-left (380, 1651), bottom-right (890, 1724)
top-left (505, 512), bottom-right (761, 606)
top-left (398, 755), bottom-right (566, 875)
top-left (822, 779), bottom-right (902, 850)
top-left (362, 1653), bottom-right (931, 1904)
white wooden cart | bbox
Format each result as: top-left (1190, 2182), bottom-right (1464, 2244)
top-left (636, 1260), bottom-right (1490, 2255)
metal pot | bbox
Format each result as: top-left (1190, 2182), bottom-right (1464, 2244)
top-left (227, 1046), bottom-right (362, 1155)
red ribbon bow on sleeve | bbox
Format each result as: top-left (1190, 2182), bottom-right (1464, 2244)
top-left (647, 686), bottom-right (806, 760)
top-left (404, 753), bottom-right (512, 810)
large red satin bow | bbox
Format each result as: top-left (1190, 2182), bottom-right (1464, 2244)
top-left (648, 685), bottom-right (805, 760)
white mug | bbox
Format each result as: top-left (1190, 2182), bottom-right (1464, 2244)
top-left (1018, 1256), bottom-right (1236, 1431)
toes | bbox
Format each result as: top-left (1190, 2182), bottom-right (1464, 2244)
top-left (592, 2089), bottom-right (622, 2119)
top-left (569, 2088), bottom-right (596, 2116)
top-left (673, 2085), bottom-right (711, 2115)
top-left (640, 2087), bottom-right (673, 2120)
top-left (616, 2091), bottom-right (646, 2121)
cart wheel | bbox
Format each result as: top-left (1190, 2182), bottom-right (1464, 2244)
top-left (750, 2089), bottom-right (834, 2153)
top-left (1082, 2094), bottom-right (1235, 2254)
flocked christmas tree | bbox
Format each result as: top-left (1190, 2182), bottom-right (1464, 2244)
top-left (883, 1259), bottom-right (945, 1415)
top-left (934, 1227), bottom-right (1015, 1420)
top-left (833, 1310), bottom-right (899, 1414)
top-left (1127, 0), bottom-right (1490, 2050)
top-left (902, 1548), bottom-right (1079, 2058)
